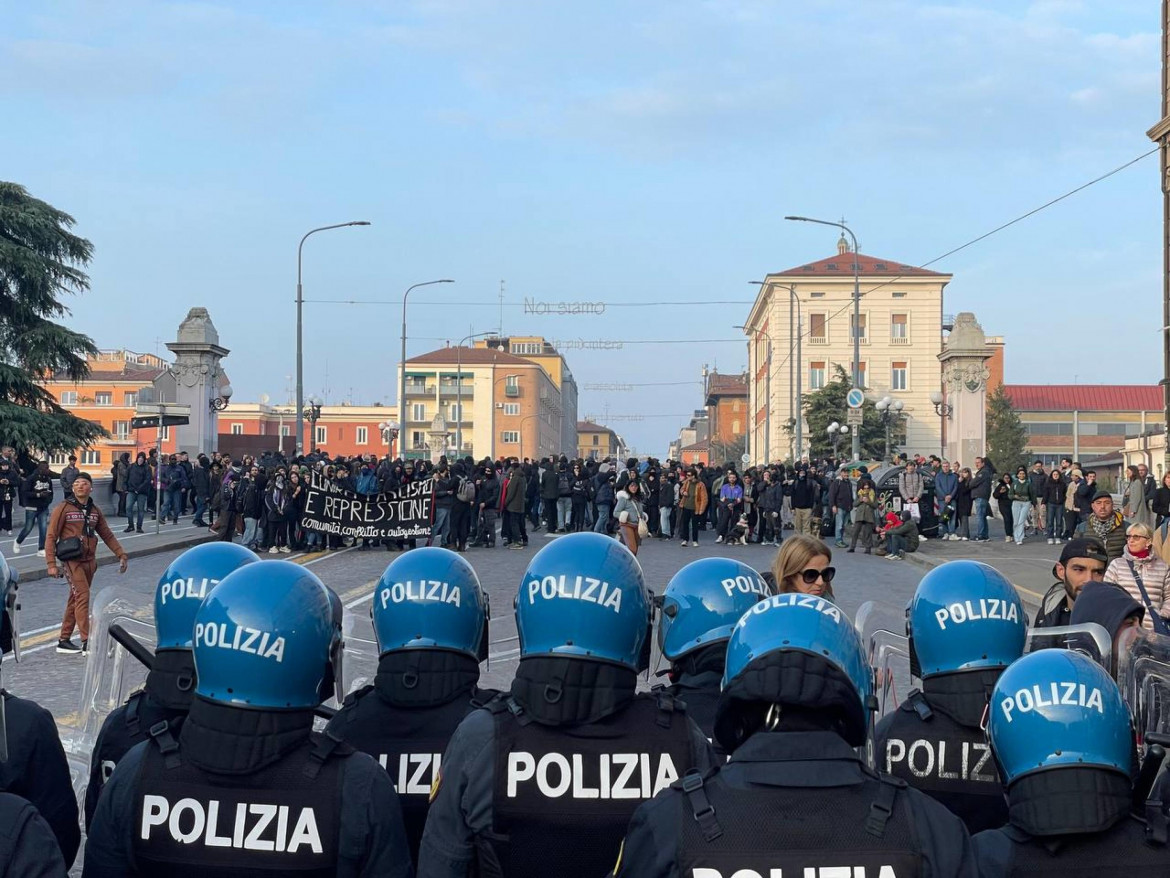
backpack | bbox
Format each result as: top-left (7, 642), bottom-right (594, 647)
top-left (557, 471), bottom-right (571, 495)
top-left (458, 476), bottom-right (476, 503)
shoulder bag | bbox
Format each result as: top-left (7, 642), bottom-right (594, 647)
top-left (55, 499), bottom-right (94, 561)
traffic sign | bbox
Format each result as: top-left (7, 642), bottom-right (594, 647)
top-left (846, 388), bottom-right (865, 408)
top-left (131, 415), bottom-right (190, 430)
top-left (846, 409), bottom-right (863, 427)
top-left (741, 453), bottom-right (752, 464)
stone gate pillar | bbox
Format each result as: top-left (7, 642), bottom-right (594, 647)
top-left (938, 312), bottom-right (992, 465)
top-left (166, 308), bottom-right (230, 456)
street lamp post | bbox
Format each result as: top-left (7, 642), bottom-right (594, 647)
top-left (491, 372), bottom-right (521, 460)
top-left (303, 396), bottom-right (323, 453)
top-left (827, 421), bottom-right (851, 461)
top-left (747, 281), bottom-right (802, 462)
top-left (518, 413), bottom-right (540, 462)
top-left (399, 279), bottom-right (455, 459)
top-left (875, 396), bottom-right (905, 464)
top-left (785, 216), bottom-right (860, 461)
top-left (455, 331), bottom-right (496, 457)
top-left (928, 391), bottom-right (953, 459)
top-left (735, 322), bottom-right (772, 464)
top-left (378, 420), bottom-right (399, 460)
top-left (296, 221), bottom-right (370, 456)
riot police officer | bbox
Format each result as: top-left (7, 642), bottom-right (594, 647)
top-left (0, 791), bottom-right (67, 877)
top-left (84, 560), bottom-right (413, 877)
top-left (613, 591), bottom-right (977, 877)
top-left (974, 649), bottom-right (1170, 874)
top-left (85, 542), bottom-right (259, 827)
top-left (657, 557), bottom-right (771, 746)
top-left (417, 532), bottom-right (716, 878)
top-left (328, 547), bottom-right (496, 866)
top-left (874, 560), bottom-right (1026, 833)
top-left (0, 549), bottom-right (80, 869)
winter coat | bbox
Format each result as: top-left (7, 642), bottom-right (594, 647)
top-left (853, 486), bottom-right (878, 525)
top-left (1007, 477), bottom-right (1035, 503)
top-left (1074, 480), bottom-right (1095, 516)
top-left (504, 471), bottom-right (527, 513)
top-left (0, 463), bottom-right (15, 501)
top-left (192, 464), bottom-right (211, 499)
top-left (160, 464), bottom-right (189, 491)
top-left (265, 487), bottom-right (290, 522)
top-left (827, 477), bottom-right (853, 512)
top-left (1124, 479), bottom-right (1155, 529)
top-left (657, 480), bottom-right (677, 509)
top-left (969, 465), bottom-right (993, 501)
top-left (955, 478), bottom-right (973, 518)
top-left (21, 472), bottom-right (54, 510)
top-left (433, 473), bottom-right (456, 509)
top-left (113, 459), bottom-right (129, 493)
top-left (1041, 477), bottom-right (1066, 506)
top-left (679, 478), bottom-right (708, 515)
top-left (886, 518), bottom-right (920, 552)
top-left (898, 470), bottom-right (924, 501)
top-left (613, 490), bottom-right (643, 525)
top-left (1154, 486), bottom-right (1170, 519)
top-left (1104, 547), bottom-right (1170, 630)
top-left (478, 475), bottom-right (501, 509)
top-left (126, 462), bottom-right (152, 495)
top-left (594, 478), bottom-right (616, 507)
top-left (789, 475), bottom-right (818, 510)
top-left (933, 470), bottom-right (958, 504)
top-left (1074, 512), bottom-right (1130, 564)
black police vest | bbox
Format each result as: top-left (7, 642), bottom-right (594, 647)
top-left (875, 691), bottom-right (1006, 834)
top-left (330, 684), bottom-right (479, 862)
top-left (675, 768), bottom-right (924, 878)
top-left (667, 676), bottom-right (721, 746)
top-left (131, 724), bottom-right (344, 877)
top-left (993, 818), bottom-right (1170, 876)
top-left (486, 691), bottom-right (695, 878)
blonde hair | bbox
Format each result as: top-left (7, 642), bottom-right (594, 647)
top-left (772, 535), bottom-right (834, 598)
top-left (1127, 522), bottom-right (1154, 540)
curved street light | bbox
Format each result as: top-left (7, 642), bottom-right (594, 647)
top-left (399, 279), bottom-right (456, 453)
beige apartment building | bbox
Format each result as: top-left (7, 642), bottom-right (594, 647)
top-left (743, 237), bottom-right (952, 462)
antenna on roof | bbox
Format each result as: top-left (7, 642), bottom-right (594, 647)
top-left (499, 280), bottom-right (505, 337)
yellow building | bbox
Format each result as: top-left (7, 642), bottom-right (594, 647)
top-left (743, 238), bottom-right (952, 462)
top-left (476, 336), bottom-right (579, 453)
top-left (577, 420), bottom-right (621, 460)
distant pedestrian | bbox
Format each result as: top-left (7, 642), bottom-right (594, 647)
top-left (1123, 464), bottom-right (1154, 530)
top-left (614, 479), bottom-right (644, 556)
top-left (124, 452), bottom-right (151, 533)
top-left (847, 477), bottom-right (877, 554)
top-left (13, 460), bottom-right (54, 556)
top-left (1042, 469), bottom-right (1066, 544)
top-left (1008, 466), bottom-right (1036, 546)
top-left (954, 467), bottom-right (973, 540)
top-left (993, 473), bottom-right (1014, 543)
top-left (60, 455), bottom-right (79, 501)
top-left (1154, 473), bottom-right (1170, 528)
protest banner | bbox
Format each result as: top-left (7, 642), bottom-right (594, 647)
top-left (302, 471), bottom-right (433, 540)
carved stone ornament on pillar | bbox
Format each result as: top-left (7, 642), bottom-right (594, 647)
top-left (937, 312), bottom-right (993, 464)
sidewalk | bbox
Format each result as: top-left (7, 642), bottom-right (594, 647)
top-left (901, 515), bottom-right (1059, 613)
top-left (6, 520), bottom-right (214, 584)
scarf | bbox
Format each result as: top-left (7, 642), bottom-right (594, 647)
top-left (1089, 511), bottom-right (1119, 540)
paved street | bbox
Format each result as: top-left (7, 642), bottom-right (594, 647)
top-left (7, 529), bottom-right (936, 727)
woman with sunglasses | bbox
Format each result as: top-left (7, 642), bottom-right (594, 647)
top-left (771, 535), bottom-right (835, 600)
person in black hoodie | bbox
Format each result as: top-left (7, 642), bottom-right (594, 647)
top-left (472, 464), bottom-right (501, 547)
top-left (1071, 581), bottom-right (1145, 678)
top-left (13, 460), bottom-right (54, 555)
top-left (190, 455), bottom-right (211, 528)
top-left (0, 453), bottom-right (17, 535)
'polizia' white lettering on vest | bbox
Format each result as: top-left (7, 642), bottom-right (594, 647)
top-left (140, 795), bottom-right (322, 853)
top-left (526, 575), bottom-right (622, 613)
top-left (999, 682), bottom-right (1104, 722)
top-left (377, 752), bottom-right (441, 796)
top-left (506, 752), bottom-right (677, 799)
top-left (379, 580), bottom-right (462, 609)
top-left (193, 622), bottom-right (286, 663)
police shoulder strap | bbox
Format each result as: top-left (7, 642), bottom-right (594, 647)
top-left (147, 719), bottom-right (182, 770)
top-left (864, 774), bottom-right (906, 839)
top-left (341, 684), bottom-right (374, 710)
top-left (679, 769), bottom-right (723, 842)
top-left (904, 689), bottom-right (933, 722)
top-left (125, 690), bottom-right (144, 736)
top-left (1145, 797), bottom-right (1169, 846)
top-left (303, 729), bottom-right (353, 780)
top-left (651, 684), bottom-right (684, 729)
top-left (486, 693), bottom-right (533, 727)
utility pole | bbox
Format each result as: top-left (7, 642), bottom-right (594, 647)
top-left (1150, 0), bottom-right (1170, 478)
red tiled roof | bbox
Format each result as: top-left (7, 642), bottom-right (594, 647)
top-left (53, 368), bottom-right (165, 382)
top-left (1004, 385), bottom-right (1161, 413)
top-left (406, 346), bottom-right (535, 366)
top-left (1025, 435), bottom-right (1123, 449)
top-left (680, 441), bottom-right (710, 453)
top-left (771, 252), bottom-right (948, 279)
top-left (577, 420), bottom-right (613, 433)
top-left (706, 373), bottom-right (748, 397)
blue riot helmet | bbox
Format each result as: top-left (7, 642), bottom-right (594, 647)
top-left (715, 592), bottom-right (874, 752)
top-left (658, 558), bottom-right (771, 663)
top-left (908, 560), bottom-right (1027, 679)
top-left (155, 543), bottom-right (259, 651)
top-left (193, 561), bottom-right (340, 709)
top-left (372, 547), bottom-right (489, 662)
top-left (516, 532), bottom-right (651, 671)
top-left (0, 550), bottom-right (17, 660)
top-left (988, 650), bottom-right (1132, 786)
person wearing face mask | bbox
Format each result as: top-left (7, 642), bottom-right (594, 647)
top-left (874, 561), bottom-right (1027, 834)
top-left (771, 535), bottom-right (835, 600)
top-left (264, 472), bottom-right (292, 554)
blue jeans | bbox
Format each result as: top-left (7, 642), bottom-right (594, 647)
top-left (239, 517), bottom-right (259, 547)
top-left (161, 485), bottom-right (184, 521)
top-left (973, 498), bottom-right (990, 540)
top-left (432, 506), bottom-right (451, 545)
top-left (127, 492), bottom-right (148, 529)
top-left (1012, 500), bottom-right (1031, 544)
top-left (938, 504), bottom-right (956, 535)
top-left (660, 506), bottom-right (672, 537)
top-left (1046, 503), bottom-right (1064, 540)
top-left (887, 533), bottom-right (907, 556)
top-left (16, 507), bottom-right (49, 549)
top-left (834, 509), bottom-right (849, 542)
top-left (557, 497), bottom-right (572, 530)
top-left (192, 494), bottom-right (207, 524)
top-left (593, 503), bottom-right (611, 534)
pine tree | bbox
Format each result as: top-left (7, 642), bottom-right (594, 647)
top-left (0, 182), bottom-right (106, 454)
top-left (788, 364), bottom-right (899, 461)
top-left (985, 384), bottom-right (1028, 475)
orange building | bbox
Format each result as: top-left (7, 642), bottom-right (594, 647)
top-left (40, 350), bottom-right (177, 470)
top-left (216, 402), bottom-right (400, 459)
top-left (704, 371), bottom-right (748, 465)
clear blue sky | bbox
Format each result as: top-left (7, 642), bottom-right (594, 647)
top-left (3, 0), bottom-right (1161, 455)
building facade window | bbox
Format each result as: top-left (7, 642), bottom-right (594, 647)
top-left (857, 362), bottom-right (867, 389)
top-left (411, 430), bottom-right (425, 449)
top-left (850, 313), bottom-right (867, 342)
top-left (161, 426), bottom-right (170, 441)
top-left (504, 403), bottom-right (520, 416)
top-left (94, 392), bottom-right (112, 406)
top-left (60, 391), bottom-right (78, 405)
top-left (356, 426), bottom-right (368, 444)
top-left (510, 342), bottom-right (542, 355)
top-left (505, 375), bottom-right (519, 388)
top-left (81, 449), bottom-right (100, 465)
top-left (315, 426), bottom-right (327, 444)
top-left (50, 452), bottom-right (69, 466)
top-left (448, 404), bottom-right (462, 422)
top-left (280, 425), bottom-right (290, 437)
top-left (809, 361), bottom-right (826, 390)
top-left (231, 423), bottom-right (244, 435)
top-left (411, 403), bottom-right (426, 422)
top-left (502, 431), bottom-right (520, 443)
top-left (592, 434), bottom-right (600, 445)
top-left (808, 313), bottom-right (828, 344)
top-left (123, 391), bottom-right (138, 407)
top-left (113, 420), bottom-right (130, 439)
top-left (891, 362), bottom-right (908, 391)
top-left (891, 313), bottom-right (909, 343)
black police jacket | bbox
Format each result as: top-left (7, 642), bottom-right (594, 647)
top-left (667, 671), bottom-right (723, 754)
top-left (0, 691), bottom-right (80, 868)
top-left (82, 706), bottom-right (413, 878)
top-left (416, 691), bottom-right (716, 878)
top-left (85, 690), bottom-right (187, 829)
top-left (874, 691), bottom-right (1007, 834)
top-left (614, 730), bottom-right (978, 878)
top-left (974, 816), bottom-right (1170, 875)
top-left (0, 791), bottom-right (68, 878)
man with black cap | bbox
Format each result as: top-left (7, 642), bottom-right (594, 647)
top-left (1034, 537), bottom-right (1108, 628)
top-left (1075, 487), bottom-right (1129, 563)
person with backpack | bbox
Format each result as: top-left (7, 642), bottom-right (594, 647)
top-left (450, 462), bottom-right (477, 552)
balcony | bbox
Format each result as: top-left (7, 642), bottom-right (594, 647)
top-left (505, 385), bottom-right (520, 397)
top-left (808, 335), bottom-right (828, 346)
top-left (404, 383), bottom-right (433, 395)
top-left (890, 335), bottom-right (910, 345)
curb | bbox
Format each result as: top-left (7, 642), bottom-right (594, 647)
top-left (13, 532), bottom-right (214, 584)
